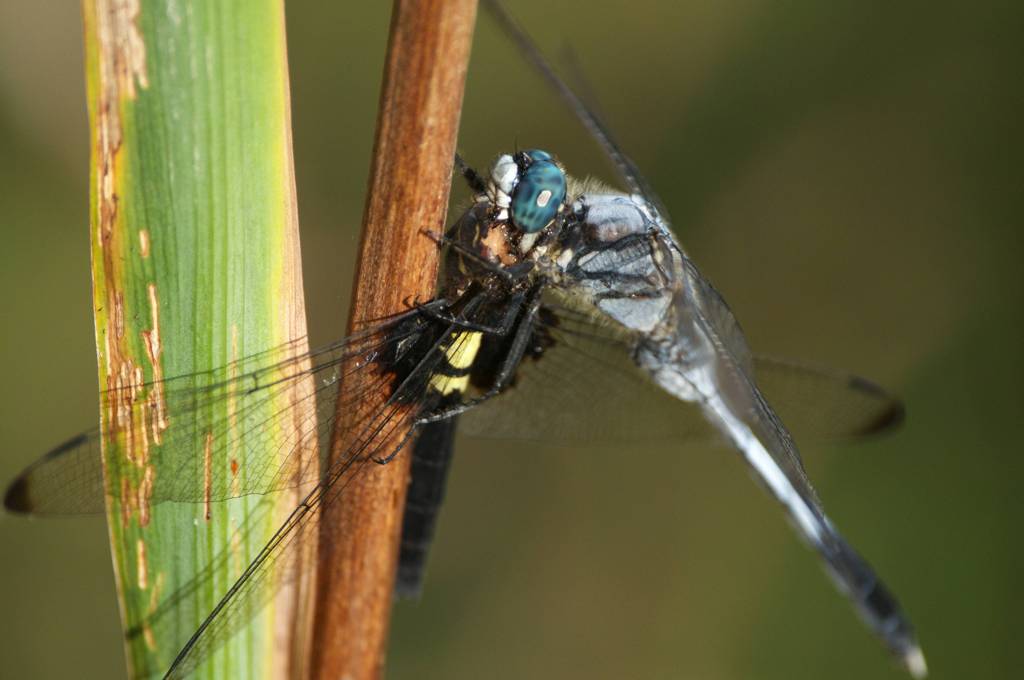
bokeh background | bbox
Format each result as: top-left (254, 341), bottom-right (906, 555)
top-left (1, 1), bottom-right (1021, 678)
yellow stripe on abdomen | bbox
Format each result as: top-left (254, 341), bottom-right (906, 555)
top-left (429, 331), bottom-right (483, 396)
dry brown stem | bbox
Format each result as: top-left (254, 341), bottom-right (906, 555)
top-left (310, 2), bottom-right (478, 679)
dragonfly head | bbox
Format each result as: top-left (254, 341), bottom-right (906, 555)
top-left (488, 149), bottom-right (568, 245)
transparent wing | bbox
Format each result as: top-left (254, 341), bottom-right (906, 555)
top-left (753, 356), bottom-right (904, 441)
top-left (12, 290), bottom-right (901, 515)
top-left (4, 292), bottom-right (491, 676)
top-left (460, 303), bottom-right (696, 443)
top-left (679, 264), bottom-right (904, 441)
top-left (676, 256), bottom-right (925, 676)
top-left (460, 301), bottom-right (903, 446)
top-left (158, 320), bottom-right (486, 679)
top-left (482, 0), bottom-right (670, 219)
top-left (489, 0), bottom-right (921, 670)
top-left (3, 309), bottom-right (433, 516)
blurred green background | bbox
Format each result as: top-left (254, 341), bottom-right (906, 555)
top-left (1, 1), bottom-right (1021, 678)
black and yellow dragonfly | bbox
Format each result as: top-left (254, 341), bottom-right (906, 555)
top-left (3, 2), bottom-right (924, 677)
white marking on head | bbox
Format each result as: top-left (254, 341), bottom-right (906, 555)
top-left (489, 154), bottom-right (518, 209)
top-left (536, 189), bottom-right (552, 208)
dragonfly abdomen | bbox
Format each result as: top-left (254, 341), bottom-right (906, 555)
top-left (397, 415), bottom-right (459, 598)
top-left (397, 328), bottom-right (486, 596)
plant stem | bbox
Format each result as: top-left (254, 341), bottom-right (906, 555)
top-left (310, 1), bottom-right (478, 678)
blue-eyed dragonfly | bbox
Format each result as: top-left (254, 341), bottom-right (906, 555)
top-left (3, 1), bottom-right (925, 677)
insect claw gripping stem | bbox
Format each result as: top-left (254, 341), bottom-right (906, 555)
top-left (421, 228), bottom-right (446, 245)
top-left (402, 293), bottom-right (432, 310)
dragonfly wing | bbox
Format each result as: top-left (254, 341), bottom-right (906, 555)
top-left (683, 255), bottom-right (904, 443)
top-left (674, 258), bottom-right (925, 676)
top-left (482, 0), bottom-right (671, 221)
top-left (755, 356), bottom-right (904, 441)
top-left (155, 309), bottom-right (496, 677)
top-left (459, 302), bottom-right (717, 444)
top-left (3, 308), bottom-right (435, 516)
top-left (161, 389), bottom-right (426, 678)
top-left (3, 429), bottom-right (107, 514)
top-left (460, 302), bottom-right (904, 446)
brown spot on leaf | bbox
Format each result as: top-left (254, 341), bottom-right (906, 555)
top-left (137, 465), bottom-right (153, 527)
top-left (141, 623), bottom-right (156, 652)
top-left (119, 477), bottom-right (135, 527)
top-left (228, 325), bottom-right (241, 498)
top-left (141, 284), bottom-right (167, 444)
top-left (142, 571), bottom-right (164, 652)
top-left (91, 1), bottom-right (155, 532)
top-left (136, 539), bottom-right (148, 590)
top-left (137, 569), bottom-right (164, 651)
top-left (138, 229), bottom-right (149, 257)
top-left (113, 291), bottom-right (125, 340)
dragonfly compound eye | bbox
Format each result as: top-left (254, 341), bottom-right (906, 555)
top-left (510, 150), bottom-right (567, 234)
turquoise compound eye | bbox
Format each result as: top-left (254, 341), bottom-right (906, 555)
top-left (522, 149), bottom-right (553, 162)
top-left (510, 151), bottom-right (566, 234)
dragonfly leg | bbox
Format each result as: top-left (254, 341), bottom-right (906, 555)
top-left (416, 285), bottom-right (544, 424)
top-left (403, 296), bottom-right (450, 315)
top-left (455, 152), bottom-right (487, 194)
top-left (402, 286), bottom-right (513, 333)
top-left (413, 292), bottom-right (525, 336)
top-left (423, 228), bottom-right (536, 283)
top-left (371, 290), bottom-right (498, 466)
top-left (372, 423), bottom-right (422, 465)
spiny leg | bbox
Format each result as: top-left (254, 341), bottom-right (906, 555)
top-left (417, 284), bottom-right (544, 424)
top-left (454, 152), bottom-right (487, 194)
top-left (413, 291), bottom-right (526, 336)
top-left (422, 228), bottom-right (525, 283)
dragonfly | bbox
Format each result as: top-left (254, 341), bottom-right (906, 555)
top-left (3, 1), bottom-right (925, 678)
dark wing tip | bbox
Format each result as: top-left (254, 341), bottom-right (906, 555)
top-left (44, 431), bottom-right (92, 461)
top-left (3, 474), bottom-right (32, 514)
top-left (4, 432), bottom-right (95, 515)
top-left (847, 374), bottom-right (906, 436)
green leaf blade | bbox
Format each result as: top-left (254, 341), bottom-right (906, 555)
top-left (84, 1), bottom-right (313, 677)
